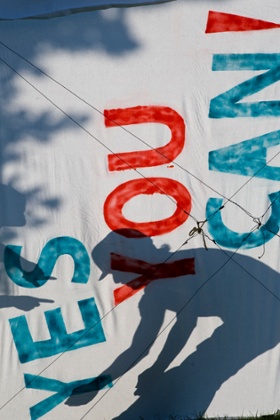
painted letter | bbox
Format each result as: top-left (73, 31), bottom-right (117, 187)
top-left (103, 178), bottom-right (192, 237)
top-left (9, 298), bottom-right (105, 363)
top-left (105, 106), bottom-right (185, 170)
top-left (24, 373), bottom-right (112, 420)
top-left (4, 236), bottom-right (90, 288)
top-left (209, 53), bottom-right (280, 118)
top-left (206, 191), bottom-right (280, 249)
top-left (209, 129), bottom-right (280, 181)
top-left (111, 252), bottom-right (195, 304)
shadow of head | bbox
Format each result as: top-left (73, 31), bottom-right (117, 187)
top-left (1, 8), bottom-right (139, 58)
top-left (92, 229), bottom-right (171, 283)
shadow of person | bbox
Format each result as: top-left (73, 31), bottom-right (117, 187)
top-left (66, 229), bottom-right (280, 418)
top-left (66, 228), bottom-right (193, 406)
top-left (0, 295), bottom-right (54, 311)
top-left (114, 247), bottom-right (280, 419)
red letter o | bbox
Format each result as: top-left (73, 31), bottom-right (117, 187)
top-left (103, 178), bottom-right (192, 237)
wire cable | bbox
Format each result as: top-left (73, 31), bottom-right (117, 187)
top-left (0, 40), bottom-right (280, 415)
top-left (0, 235), bottom-right (199, 412)
top-left (0, 54), bottom-right (197, 225)
top-left (79, 227), bottom-right (280, 419)
top-left (1, 39), bottom-right (279, 225)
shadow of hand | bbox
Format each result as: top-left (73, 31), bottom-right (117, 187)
top-left (0, 295), bottom-right (54, 311)
top-left (134, 366), bottom-right (159, 396)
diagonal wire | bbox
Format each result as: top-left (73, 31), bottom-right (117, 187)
top-left (1, 39), bottom-right (280, 225)
top-left (2, 44), bottom-right (278, 240)
top-left (0, 39), bottom-right (233, 203)
top-left (0, 40), bottom-right (280, 415)
top-left (0, 54), bottom-right (197, 225)
top-left (0, 50), bottom-right (236, 412)
top-left (209, 149), bottom-right (280, 221)
top-left (0, 235), bottom-right (199, 412)
top-left (79, 226), bottom-right (280, 419)
top-left (0, 193), bottom-right (279, 413)
top-left (261, 191), bottom-right (280, 220)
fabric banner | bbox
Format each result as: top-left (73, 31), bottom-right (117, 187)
top-left (0, 0), bottom-right (280, 418)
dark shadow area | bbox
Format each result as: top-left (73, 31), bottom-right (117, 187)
top-left (0, 7), bottom-right (140, 203)
top-left (0, 0), bottom-right (234, 20)
top-left (0, 0), bottom-right (173, 20)
top-left (0, 184), bottom-right (26, 229)
top-left (66, 230), bottom-right (280, 418)
top-left (0, 295), bottom-right (54, 311)
top-left (0, 9), bottom-right (140, 291)
top-left (0, 9), bottom-right (139, 180)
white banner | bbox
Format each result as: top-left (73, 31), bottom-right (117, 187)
top-left (0, 0), bottom-right (280, 419)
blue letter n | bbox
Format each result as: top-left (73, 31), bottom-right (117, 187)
top-left (209, 53), bottom-right (280, 118)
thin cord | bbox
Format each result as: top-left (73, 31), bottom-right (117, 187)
top-left (0, 39), bottom-right (231, 205)
top-left (2, 46), bottom-right (278, 247)
top-left (0, 55), bottom-right (197, 224)
top-left (2, 218), bottom-right (262, 412)
top-left (0, 53), bottom-right (226, 412)
top-left (214, 241), bottom-right (280, 302)
top-left (0, 205), bottom-right (279, 412)
top-left (229, 154), bottom-right (280, 205)
top-left (2, 39), bottom-right (280, 240)
top-left (80, 226), bottom-right (280, 419)
top-left (9, 41), bottom-right (278, 243)
top-left (1, 39), bottom-right (278, 224)
top-left (80, 228), bottom-right (276, 419)
top-left (258, 191), bottom-right (280, 246)
top-left (261, 191), bottom-right (280, 220)
top-left (0, 236), bottom-right (197, 412)
top-left (0, 41), bottom-right (279, 414)
top-left (0, 54), bottom-right (208, 412)
top-left (80, 253), bottom-right (240, 419)
top-left (206, 151), bottom-right (280, 224)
